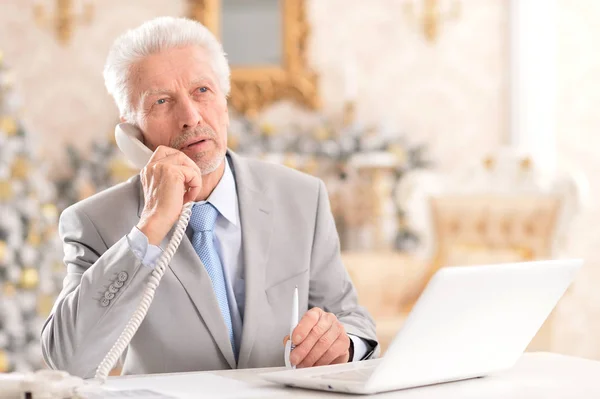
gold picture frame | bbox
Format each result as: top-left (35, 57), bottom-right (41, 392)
top-left (188, 0), bottom-right (319, 116)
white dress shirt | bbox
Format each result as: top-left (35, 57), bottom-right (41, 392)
top-left (127, 157), bottom-right (368, 362)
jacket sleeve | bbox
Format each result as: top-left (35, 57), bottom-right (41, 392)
top-left (308, 179), bottom-right (380, 360)
top-left (41, 204), bottom-right (156, 378)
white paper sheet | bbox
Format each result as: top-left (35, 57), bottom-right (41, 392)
top-left (98, 372), bottom-right (282, 399)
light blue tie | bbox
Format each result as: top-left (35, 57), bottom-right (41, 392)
top-left (189, 203), bottom-right (236, 357)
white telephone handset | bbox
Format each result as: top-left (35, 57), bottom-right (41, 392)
top-left (114, 122), bottom-right (154, 169)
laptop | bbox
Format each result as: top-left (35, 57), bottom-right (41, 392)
top-left (261, 259), bottom-right (583, 394)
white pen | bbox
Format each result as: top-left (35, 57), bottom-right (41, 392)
top-left (290, 285), bottom-right (299, 341)
top-left (286, 285), bottom-right (299, 369)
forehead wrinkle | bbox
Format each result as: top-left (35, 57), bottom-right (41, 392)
top-left (131, 51), bottom-right (217, 110)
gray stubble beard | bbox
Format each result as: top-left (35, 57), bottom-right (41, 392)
top-left (194, 150), bottom-right (226, 175)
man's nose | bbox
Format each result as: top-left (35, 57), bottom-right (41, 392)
top-left (177, 96), bottom-right (202, 130)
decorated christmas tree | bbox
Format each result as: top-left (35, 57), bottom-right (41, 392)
top-left (0, 51), bottom-right (65, 372)
top-left (55, 134), bottom-right (139, 213)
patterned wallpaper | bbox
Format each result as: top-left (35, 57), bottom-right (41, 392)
top-left (309, 0), bottom-right (508, 176)
top-left (0, 0), bottom-right (507, 177)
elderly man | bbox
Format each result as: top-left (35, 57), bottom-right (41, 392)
top-left (41, 17), bottom-right (378, 378)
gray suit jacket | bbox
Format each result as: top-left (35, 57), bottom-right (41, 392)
top-left (41, 151), bottom-right (378, 378)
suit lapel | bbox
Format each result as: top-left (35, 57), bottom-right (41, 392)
top-left (167, 233), bottom-right (237, 369)
top-left (227, 152), bottom-right (274, 369)
top-left (135, 175), bottom-right (237, 369)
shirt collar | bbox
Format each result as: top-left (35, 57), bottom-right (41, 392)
top-left (196, 157), bottom-right (238, 226)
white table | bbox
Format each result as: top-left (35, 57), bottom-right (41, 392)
top-left (105, 352), bottom-right (600, 398)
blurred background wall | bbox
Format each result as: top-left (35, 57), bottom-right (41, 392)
top-left (0, 0), bottom-right (506, 175)
top-left (554, 0), bottom-right (600, 358)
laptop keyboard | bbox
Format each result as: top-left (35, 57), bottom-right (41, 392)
top-left (312, 365), bottom-right (377, 381)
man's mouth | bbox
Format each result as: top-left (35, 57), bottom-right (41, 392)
top-left (183, 138), bottom-right (210, 149)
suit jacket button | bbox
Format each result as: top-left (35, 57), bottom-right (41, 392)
top-left (100, 298), bottom-right (110, 307)
top-left (104, 292), bottom-right (115, 300)
top-left (108, 284), bottom-right (119, 293)
top-left (113, 280), bottom-right (124, 288)
top-left (117, 272), bottom-right (128, 282)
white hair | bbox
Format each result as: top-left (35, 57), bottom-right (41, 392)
top-left (103, 16), bottom-right (230, 121)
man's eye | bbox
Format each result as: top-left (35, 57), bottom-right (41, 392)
top-left (197, 87), bottom-right (208, 93)
top-left (156, 98), bottom-right (167, 105)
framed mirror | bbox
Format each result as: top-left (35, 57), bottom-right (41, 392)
top-left (188, 0), bottom-right (320, 116)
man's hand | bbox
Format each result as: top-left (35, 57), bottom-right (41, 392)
top-left (137, 146), bottom-right (203, 245)
top-left (284, 307), bottom-right (351, 368)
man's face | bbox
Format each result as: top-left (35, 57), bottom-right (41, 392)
top-left (129, 45), bottom-right (228, 174)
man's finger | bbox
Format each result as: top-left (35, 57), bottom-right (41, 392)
top-left (291, 308), bottom-right (322, 346)
top-left (290, 311), bottom-right (334, 367)
top-left (174, 165), bottom-right (202, 201)
top-left (313, 335), bottom-right (349, 367)
top-left (183, 185), bottom-right (201, 204)
top-left (152, 148), bottom-right (203, 177)
top-left (331, 353), bottom-right (349, 365)
top-left (283, 335), bottom-right (290, 346)
top-left (297, 315), bottom-right (341, 368)
top-left (149, 145), bottom-right (181, 163)
top-left (181, 166), bottom-right (202, 203)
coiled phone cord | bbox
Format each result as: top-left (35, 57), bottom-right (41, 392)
top-left (94, 202), bottom-right (194, 382)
